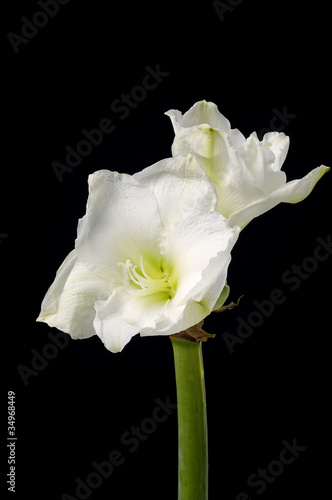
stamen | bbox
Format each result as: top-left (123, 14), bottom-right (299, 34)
top-left (140, 255), bottom-right (150, 280)
top-left (118, 256), bottom-right (173, 298)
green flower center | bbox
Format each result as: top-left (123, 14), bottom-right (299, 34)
top-left (118, 255), bottom-right (174, 298)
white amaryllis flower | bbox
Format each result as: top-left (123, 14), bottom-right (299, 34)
top-left (166, 100), bottom-right (329, 229)
top-left (37, 154), bottom-right (239, 353)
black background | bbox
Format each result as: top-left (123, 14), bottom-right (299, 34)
top-left (2, 1), bottom-right (331, 499)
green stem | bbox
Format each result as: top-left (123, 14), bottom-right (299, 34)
top-left (171, 337), bottom-right (208, 500)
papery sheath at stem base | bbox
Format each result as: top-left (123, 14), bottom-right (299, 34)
top-left (171, 336), bottom-right (208, 500)
top-left (171, 320), bottom-right (215, 343)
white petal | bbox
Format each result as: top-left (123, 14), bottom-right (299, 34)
top-left (134, 154), bottom-right (218, 228)
top-left (76, 170), bottom-right (163, 282)
top-left (93, 288), bottom-right (183, 352)
top-left (37, 250), bottom-right (77, 325)
top-left (212, 284), bottom-right (230, 311)
top-left (38, 253), bottom-right (113, 339)
top-left (93, 303), bottom-right (140, 353)
top-left (163, 210), bottom-right (239, 309)
top-left (228, 165), bottom-right (330, 228)
top-left (94, 283), bottom-right (213, 351)
top-left (140, 299), bottom-right (210, 338)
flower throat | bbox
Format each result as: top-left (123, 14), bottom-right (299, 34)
top-left (118, 255), bottom-right (174, 298)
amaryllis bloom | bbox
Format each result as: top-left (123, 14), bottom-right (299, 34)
top-left (166, 100), bottom-right (329, 229)
top-left (37, 154), bottom-right (239, 352)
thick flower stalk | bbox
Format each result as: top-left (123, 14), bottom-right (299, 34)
top-left (171, 336), bottom-right (208, 500)
top-left (37, 154), bottom-right (239, 352)
top-left (166, 100), bottom-right (329, 229)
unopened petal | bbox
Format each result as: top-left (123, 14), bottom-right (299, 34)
top-left (281, 165), bottom-right (330, 203)
top-left (165, 100), bottom-right (232, 133)
top-left (228, 165), bottom-right (330, 228)
top-left (242, 133), bottom-right (286, 194)
top-left (263, 132), bottom-right (290, 171)
top-left (171, 125), bottom-right (263, 219)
